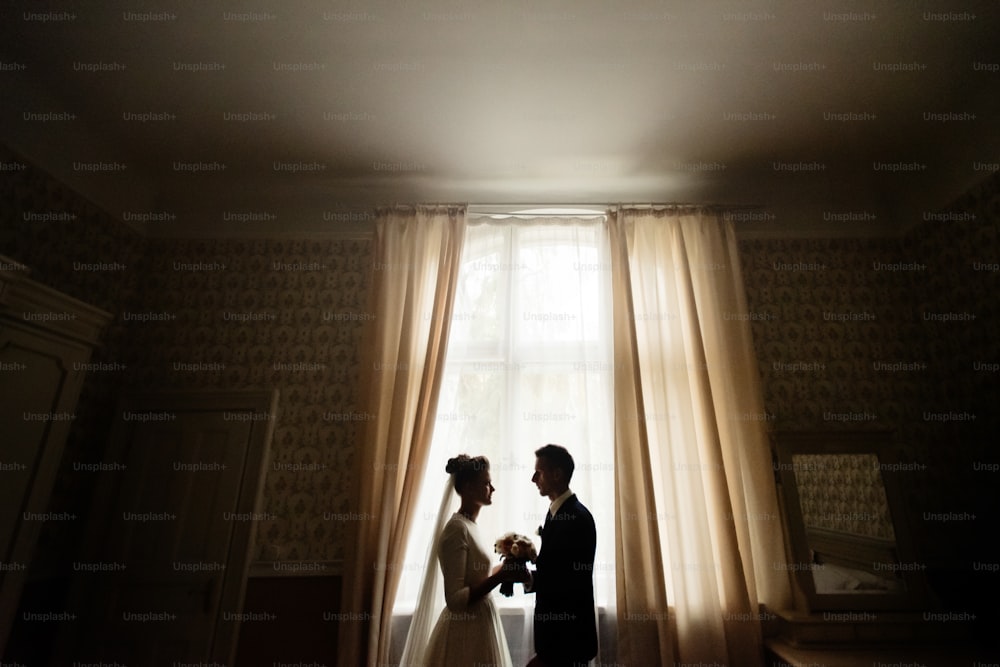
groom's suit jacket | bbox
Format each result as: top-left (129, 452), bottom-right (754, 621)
top-left (531, 494), bottom-right (598, 663)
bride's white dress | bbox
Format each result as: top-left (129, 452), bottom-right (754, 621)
top-left (420, 513), bottom-right (513, 667)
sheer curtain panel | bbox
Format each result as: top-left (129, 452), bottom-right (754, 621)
top-left (609, 207), bottom-right (793, 667)
top-left (337, 205), bottom-right (466, 667)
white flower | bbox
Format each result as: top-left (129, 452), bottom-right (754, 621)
top-left (494, 531), bottom-right (537, 562)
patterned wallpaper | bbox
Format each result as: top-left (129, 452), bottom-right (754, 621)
top-left (131, 237), bottom-right (371, 563)
top-left (906, 172), bottom-right (999, 433)
top-left (737, 235), bottom-right (933, 436)
top-left (2, 145), bottom-right (372, 571)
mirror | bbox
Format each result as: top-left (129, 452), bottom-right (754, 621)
top-left (772, 430), bottom-right (927, 611)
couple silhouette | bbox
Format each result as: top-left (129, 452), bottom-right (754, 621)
top-left (408, 444), bottom-right (598, 667)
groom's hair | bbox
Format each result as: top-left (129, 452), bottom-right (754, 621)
top-left (535, 444), bottom-right (574, 482)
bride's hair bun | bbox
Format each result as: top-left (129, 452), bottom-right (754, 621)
top-left (445, 454), bottom-right (489, 493)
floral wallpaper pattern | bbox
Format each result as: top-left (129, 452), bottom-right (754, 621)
top-left (132, 237), bottom-right (371, 563)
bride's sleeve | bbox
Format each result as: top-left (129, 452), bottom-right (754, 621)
top-left (438, 522), bottom-right (471, 612)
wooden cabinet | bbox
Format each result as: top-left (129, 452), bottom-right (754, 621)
top-left (0, 261), bottom-right (112, 652)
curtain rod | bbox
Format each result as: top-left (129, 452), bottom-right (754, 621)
top-left (466, 205), bottom-right (767, 220)
top-left (466, 203), bottom-right (766, 212)
top-left (466, 212), bottom-right (608, 218)
top-left (384, 203), bottom-right (766, 211)
top-left (383, 203), bottom-right (768, 217)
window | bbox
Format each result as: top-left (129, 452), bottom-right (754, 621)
top-left (395, 217), bottom-right (616, 616)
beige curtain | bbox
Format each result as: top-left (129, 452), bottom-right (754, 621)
top-left (609, 207), bottom-right (793, 666)
top-left (609, 218), bottom-right (676, 665)
top-left (338, 205), bottom-right (466, 667)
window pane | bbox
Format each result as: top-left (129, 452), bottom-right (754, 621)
top-left (516, 237), bottom-right (604, 343)
top-left (435, 368), bottom-right (505, 454)
top-left (398, 219), bottom-right (615, 616)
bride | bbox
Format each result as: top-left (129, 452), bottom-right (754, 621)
top-left (401, 454), bottom-right (525, 666)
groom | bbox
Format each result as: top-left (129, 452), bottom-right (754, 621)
top-left (524, 444), bottom-right (598, 667)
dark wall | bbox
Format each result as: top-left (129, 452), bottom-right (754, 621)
top-left (2, 146), bottom-right (373, 569)
top-left (1, 146), bottom-right (368, 663)
top-left (235, 575), bottom-right (342, 666)
top-left (1, 146), bottom-right (147, 648)
top-left (127, 235), bottom-right (372, 564)
top-left (738, 171), bottom-right (999, 640)
top-left (900, 173), bottom-right (998, 637)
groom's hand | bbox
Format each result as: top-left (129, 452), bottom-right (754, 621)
top-left (498, 561), bottom-right (530, 583)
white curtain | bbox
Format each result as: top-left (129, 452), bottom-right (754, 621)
top-left (609, 207), bottom-right (793, 666)
top-left (392, 217), bottom-right (618, 665)
top-left (338, 205), bottom-right (466, 667)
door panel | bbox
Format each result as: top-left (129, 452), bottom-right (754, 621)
top-left (65, 391), bottom-right (276, 665)
top-left (0, 326), bottom-right (93, 653)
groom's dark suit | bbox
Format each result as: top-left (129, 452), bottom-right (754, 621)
top-left (529, 494), bottom-right (598, 666)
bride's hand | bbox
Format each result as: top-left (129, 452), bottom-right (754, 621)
top-left (495, 561), bottom-right (530, 583)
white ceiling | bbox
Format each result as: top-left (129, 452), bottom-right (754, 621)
top-left (3, 0), bottom-right (998, 237)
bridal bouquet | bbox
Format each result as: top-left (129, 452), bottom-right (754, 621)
top-left (494, 532), bottom-right (537, 597)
